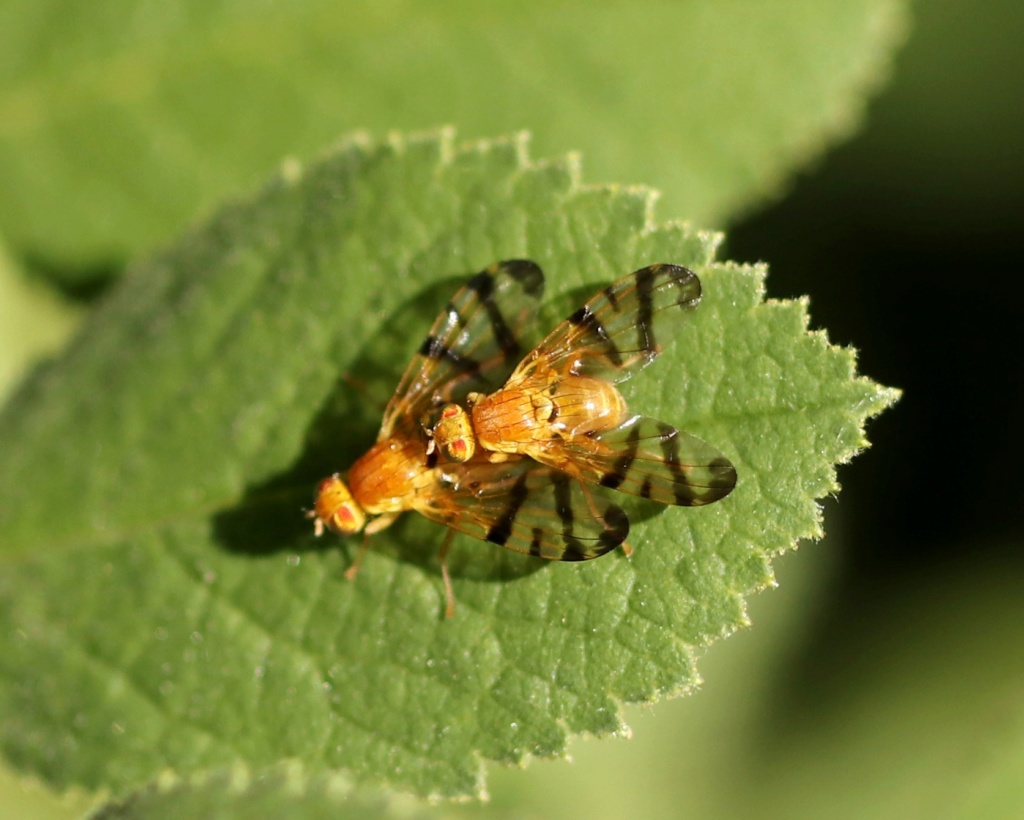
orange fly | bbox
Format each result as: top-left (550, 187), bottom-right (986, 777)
top-left (429, 264), bottom-right (737, 509)
top-left (310, 261), bottom-right (629, 617)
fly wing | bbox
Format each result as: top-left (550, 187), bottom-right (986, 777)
top-left (380, 260), bottom-right (545, 438)
top-left (510, 264), bottom-right (701, 387)
top-left (548, 415), bottom-right (737, 506)
top-left (420, 459), bottom-right (629, 560)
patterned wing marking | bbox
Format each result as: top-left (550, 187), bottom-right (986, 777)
top-left (421, 459), bottom-right (629, 560)
top-left (515, 263), bottom-right (701, 387)
top-left (549, 415), bottom-right (737, 506)
top-left (379, 260), bottom-right (545, 438)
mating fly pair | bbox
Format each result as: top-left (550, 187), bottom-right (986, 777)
top-left (310, 260), bottom-right (736, 616)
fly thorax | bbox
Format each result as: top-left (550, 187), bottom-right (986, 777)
top-left (434, 403), bottom-right (476, 461)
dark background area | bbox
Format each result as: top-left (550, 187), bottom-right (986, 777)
top-left (725, 0), bottom-right (1024, 683)
top-left (730, 1), bottom-right (1024, 563)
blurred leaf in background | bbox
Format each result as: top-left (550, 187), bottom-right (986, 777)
top-left (0, 0), bottom-right (902, 277)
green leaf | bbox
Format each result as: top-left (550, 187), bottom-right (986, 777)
top-left (472, 540), bottom-right (842, 819)
top-left (0, 0), bottom-right (907, 267)
top-left (90, 762), bottom-right (435, 820)
top-left (0, 129), bottom-right (897, 800)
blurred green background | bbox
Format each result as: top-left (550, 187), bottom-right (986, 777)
top-left (2, 1), bottom-right (1022, 817)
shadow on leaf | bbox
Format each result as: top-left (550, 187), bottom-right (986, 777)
top-left (212, 273), bottom-right (546, 590)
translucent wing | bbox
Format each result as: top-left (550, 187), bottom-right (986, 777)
top-left (379, 260), bottom-right (545, 438)
top-left (543, 415), bottom-right (737, 507)
top-left (510, 263), bottom-right (700, 387)
top-left (420, 459), bottom-right (629, 560)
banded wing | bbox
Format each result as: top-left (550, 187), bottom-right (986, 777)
top-left (547, 415), bottom-right (737, 507)
top-left (497, 264), bottom-right (735, 505)
top-left (421, 459), bottom-right (629, 560)
top-left (512, 263), bottom-right (701, 387)
top-left (379, 259), bottom-right (545, 438)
